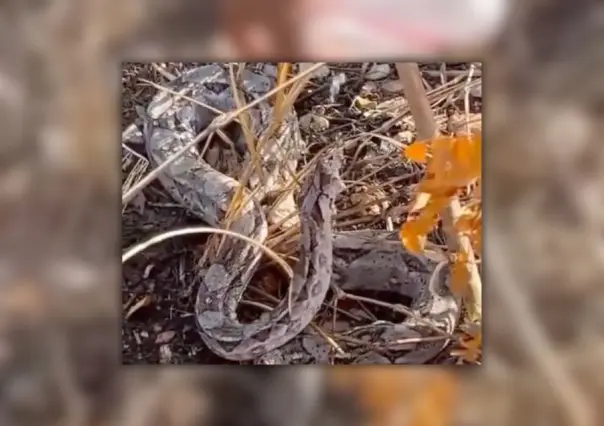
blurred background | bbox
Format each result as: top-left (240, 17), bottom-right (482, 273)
top-left (1, 0), bottom-right (603, 425)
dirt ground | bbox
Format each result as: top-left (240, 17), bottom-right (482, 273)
top-left (121, 62), bottom-right (482, 364)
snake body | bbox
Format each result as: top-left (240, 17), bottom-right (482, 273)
top-left (139, 63), bottom-right (461, 363)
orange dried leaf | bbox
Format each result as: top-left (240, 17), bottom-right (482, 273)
top-left (456, 134), bottom-right (481, 181)
top-left (418, 178), bottom-right (459, 197)
top-left (454, 212), bottom-right (477, 234)
top-left (472, 231), bottom-right (482, 254)
top-left (404, 141), bottom-right (429, 163)
top-left (420, 134), bottom-right (482, 193)
top-left (401, 195), bottom-right (448, 254)
top-left (469, 181), bottom-right (482, 201)
top-left (450, 253), bottom-right (471, 297)
top-left (430, 136), bottom-right (454, 170)
top-left (413, 210), bottom-right (439, 236)
top-left (470, 132), bottom-right (482, 173)
top-left (414, 198), bottom-right (445, 233)
top-left (410, 192), bottom-right (431, 214)
top-left (400, 221), bottom-right (427, 254)
top-left (451, 327), bottom-right (482, 363)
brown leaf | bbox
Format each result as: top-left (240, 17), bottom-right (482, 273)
top-left (155, 330), bottom-right (176, 344)
top-left (409, 192), bottom-right (431, 214)
top-left (125, 295), bottom-right (154, 320)
top-left (451, 326), bottom-right (482, 363)
top-left (404, 140), bottom-right (429, 163)
top-left (450, 251), bottom-right (472, 297)
top-left (400, 220), bottom-right (427, 254)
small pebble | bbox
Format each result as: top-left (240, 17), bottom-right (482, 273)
top-left (365, 63), bottom-right (391, 81)
top-left (381, 79), bottom-right (405, 93)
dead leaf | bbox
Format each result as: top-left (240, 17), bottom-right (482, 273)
top-left (155, 330), bottom-right (176, 344)
top-left (470, 84), bottom-right (482, 98)
top-left (400, 220), bottom-right (427, 254)
top-left (125, 295), bottom-right (154, 320)
top-left (451, 326), bottom-right (482, 363)
top-left (450, 251), bottom-right (472, 297)
top-left (396, 130), bottom-right (414, 144)
top-left (404, 141), bottom-right (429, 163)
top-left (297, 63), bottom-right (331, 79)
top-left (410, 192), bottom-right (431, 214)
top-left (143, 264), bottom-right (155, 279)
top-left (130, 192), bottom-right (147, 214)
top-left (381, 79), bottom-right (405, 93)
top-left (365, 63), bottom-right (391, 80)
top-left (350, 186), bottom-right (388, 216)
top-left (454, 208), bottom-right (479, 234)
top-left (158, 344), bottom-right (173, 364)
top-left (351, 95), bottom-right (377, 111)
top-left (299, 112), bottom-right (329, 132)
top-left (267, 193), bottom-right (299, 228)
top-left (360, 81), bottom-right (378, 95)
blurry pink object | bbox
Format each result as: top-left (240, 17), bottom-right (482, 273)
top-left (298, 0), bottom-right (509, 58)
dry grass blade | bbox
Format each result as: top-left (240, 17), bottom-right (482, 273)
top-left (203, 63), bottom-right (323, 266)
top-left (213, 63), bottom-right (320, 319)
top-left (275, 63), bottom-right (292, 107)
top-left (122, 226), bottom-right (294, 280)
top-left (121, 144), bottom-right (148, 212)
top-left (228, 63), bottom-right (264, 184)
top-left (221, 63), bottom-right (321, 225)
top-left (138, 77), bottom-right (226, 117)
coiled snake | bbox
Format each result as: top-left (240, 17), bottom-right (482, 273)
top-left (138, 63), bottom-right (461, 363)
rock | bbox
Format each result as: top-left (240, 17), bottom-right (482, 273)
top-left (365, 63), bottom-right (392, 81)
top-left (299, 113), bottom-right (330, 133)
top-left (381, 79), bottom-right (405, 93)
top-left (297, 63), bottom-right (331, 79)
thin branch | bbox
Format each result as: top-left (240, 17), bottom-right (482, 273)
top-left (122, 225), bottom-right (293, 280)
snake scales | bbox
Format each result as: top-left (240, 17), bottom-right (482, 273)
top-left (137, 63), bottom-right (461, 363)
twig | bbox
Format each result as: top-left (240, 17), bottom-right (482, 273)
top-left (151, 63), bottom-right (178, 81)
top-left (122, 226), bottom-right (293, 280)
top-left (337, 333), bottom-right (450, 351)
top-left (228, 63), bottom-right (265, 184)
top-left (334, 291), bottom-right (452, 338)
top-left (423, 69), bottom-right (482, 78)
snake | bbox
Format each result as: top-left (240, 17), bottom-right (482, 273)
top-left (137, 63), bottom-right (461, 363)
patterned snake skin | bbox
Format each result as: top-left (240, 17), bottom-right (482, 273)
top-left (138, 63), bottom-right (461, 363)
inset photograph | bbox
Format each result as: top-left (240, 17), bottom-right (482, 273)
top-left (122, 62), bottom-right (482, 365)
